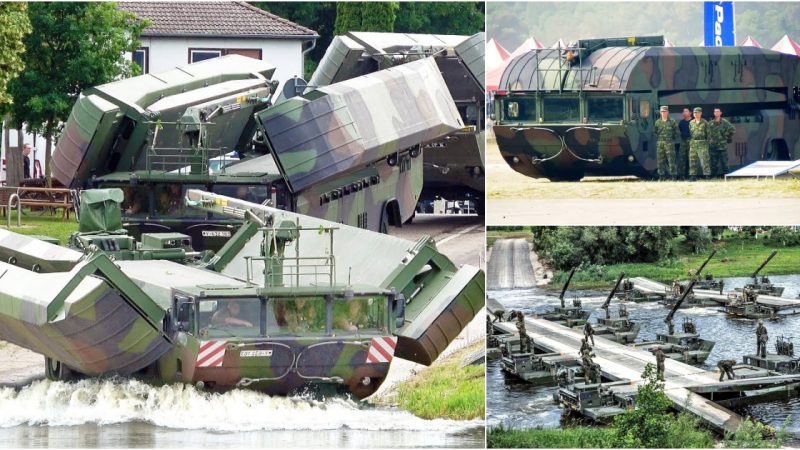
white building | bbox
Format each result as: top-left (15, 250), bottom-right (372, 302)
top-left (2, 1), bottom-right (318, 184)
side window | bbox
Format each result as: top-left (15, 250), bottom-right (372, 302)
top-left (332, 297), bottom-right (387, 333)
top-left (506, 101), bottom-right (519, 119)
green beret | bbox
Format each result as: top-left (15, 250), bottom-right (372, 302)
top-left (693, 107), bottom-right (702, 113)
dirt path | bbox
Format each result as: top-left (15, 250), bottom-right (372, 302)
top-left (486, 137), bottom-right (800, 225)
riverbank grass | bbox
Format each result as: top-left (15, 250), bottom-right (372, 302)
top-left (551, 235), bottom-right (800, 290)
top-left (394, 341), bottom-right (485, 420)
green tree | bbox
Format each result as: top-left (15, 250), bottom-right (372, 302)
top-left (334, 2), bottom-right (363, 35)
top-left (0, 2), bottom-right (31, 187)
top-left (396, 2), bottom-right (484, 35)
top-left (613, 364), bottom-right (675, 447)
top-left (8, 2), bottom-right (146, 185)
top-left (683, 227), bottom-right (712, 254)
top-left (361, 2), bottom-right (398, 32)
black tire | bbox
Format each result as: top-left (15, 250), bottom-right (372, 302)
top-left (44, 356), bottom-right (76, 381)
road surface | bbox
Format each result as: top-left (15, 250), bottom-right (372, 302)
top-left (486, 238), bottom-right (536, 290)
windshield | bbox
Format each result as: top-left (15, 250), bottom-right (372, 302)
top-left (196, 295), bottom-right (388, 338)
top-left (587, 97), bottom-right (624, 122)
top-left (542, 97), bottom-right (580, 122)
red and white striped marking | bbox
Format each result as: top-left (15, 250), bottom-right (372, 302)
top-left (196, 340), bottom-right (227, 368)
top-left (365, 337), bottom-right (397, 364)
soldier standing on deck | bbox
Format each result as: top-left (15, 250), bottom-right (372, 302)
top-left (654, 106), bottom-right (679, 179)
top-left (655, 347), bottom-right (666, 381)
top-left (579, 337), bottom-right (592, 356)
top-left (677, 108), bottom-right (692, 179)
top-left (756, 320), bottom-right (769, 358)
top-left (689, 107), bottom-right (711, 180)
top-left (583, 321), bottom-right (595, 346)
top-left (708, 108), bottom-right (735, 178)
top-left (516, 311), bottom-right (532, 353)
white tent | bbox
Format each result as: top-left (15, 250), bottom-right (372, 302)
top-left (741, 35), bottom-right (762, 47)
top-left (771, 34), bottom-right (800, 55)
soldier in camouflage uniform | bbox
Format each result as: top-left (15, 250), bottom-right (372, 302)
top-left (717, 359), bottom-right (736, 382)
top-left (677, 108), bottom-right (692, 180)
top-left (708, 108), bottom-right (735, 178)
top-left (516, 311), bottom-right (532, 353)
top-left (688, 107), bottom-right (711, 180)
top-left (654, 106), bottom-right (679, 179)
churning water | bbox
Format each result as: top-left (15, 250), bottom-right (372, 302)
top-left (488, 275), bottom-right (800, 440)
top-left (0, 379), bottom-right (484, 448)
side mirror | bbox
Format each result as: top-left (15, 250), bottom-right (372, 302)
top-left (176, 299), bottom-right (193, 331)
top-left (394, 294), bottom-right (406, 329)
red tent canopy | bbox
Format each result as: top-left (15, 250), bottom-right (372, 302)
top-left (771, 34), bottom-right (800, 55)
top-left (741, 35), bottom-right (762, 47)
top-left (486, 38), bottom-right (511, 73)
top-left (487, 37), bottom-right (545, 91)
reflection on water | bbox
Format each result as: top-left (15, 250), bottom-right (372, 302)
top-left (0, 379), bottom-right (484, 448)
top-left (488, 275), bottom-right (800, 439)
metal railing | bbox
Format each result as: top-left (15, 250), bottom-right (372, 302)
top-left (244, 224), bottom-right (339, 288)
top-left (144, 121), bottom-right (231, 175)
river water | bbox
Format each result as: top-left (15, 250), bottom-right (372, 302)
top-left (0, 379), bottom-right (484, 448)
top-left (488, 274), bottom-right (800, 438)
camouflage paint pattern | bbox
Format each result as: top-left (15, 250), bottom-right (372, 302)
top-left (0, 188), bottom-right (484, 397)
top-left (494, 40), bottom-right (800, 180)
top-left (708, 118), bottom-right (736, 177)
top-left (689, 119), bottom-right (711, 176)
top-left (257, 57), bottom-right (462, 193)
top-left (185, 190), bottom-right (485, 366)
top-left (53, 55), bottom-right (278, 189)
top-left (654, 118), bottom-right (679, 177)
top-left (309, 32), bottom-right (486, 202)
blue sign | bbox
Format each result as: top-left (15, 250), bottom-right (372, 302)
top-left (704, 2), bottom-right (736, 46)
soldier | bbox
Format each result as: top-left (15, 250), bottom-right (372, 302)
top-left (654, 106), bottom-right (679, 179)
top-left (492, 309), bottom-right (505, 323)
top-left (717, 359), bottom-right (736, 381)
top-left (581, 348), bottom-right (595, 383)
top-left (708, 108), bottom-right (735, 177)
top-left (556, 364), bottom-right (570, 387)
top-left (677, 108), bottom-right (693, 179)
top-left (654, 347), bottom-right (666, 381)
top-left (583, 321), bottom-right (595, 345)
top-left (516, 311), bottom-right (532, 353)
top-left (688, 107), bottom-right (711, 180)
top-left (756, 320), bottom-right (769, 358)
top-left (671, 278), bottom-right (681, 297)
top-left (578, 337), bottom-right (592, 356)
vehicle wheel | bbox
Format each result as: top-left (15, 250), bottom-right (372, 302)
top-left (45, 356), bottom-right (76, 381)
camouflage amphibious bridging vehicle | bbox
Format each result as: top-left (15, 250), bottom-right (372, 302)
top-left (493, 36), bottom-right (800, 180)
top-left (52, 54), bottom-right (464, 249)
top-left (311, 32), bottom-right (486, 213)
top-left (0, 189), bottom-right (483, 399)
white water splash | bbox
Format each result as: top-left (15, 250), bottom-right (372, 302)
top-left (0, 379), bottom-right (481, 432)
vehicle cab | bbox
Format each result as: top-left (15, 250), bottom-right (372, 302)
top-left (165, 284), bottom-right (406, 399)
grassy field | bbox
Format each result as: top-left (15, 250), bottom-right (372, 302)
top-left (0, 211), bottom-right (79, 244)
top-left (394, 341), bottom-right (485, 420)
top-left (549, 234), bottom-right (800, 290)
top-left (488, 426), bottom-right (618, 448)
top-left (486, 137), bottom-right (800, 200)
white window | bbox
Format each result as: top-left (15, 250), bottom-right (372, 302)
top-left (132, 47), bottom-right (149, 74)
top-left (189, 49), bottom-right (223, 63)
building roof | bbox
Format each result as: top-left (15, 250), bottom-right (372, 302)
top-left (117, 1), bottom-right (318, 39)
